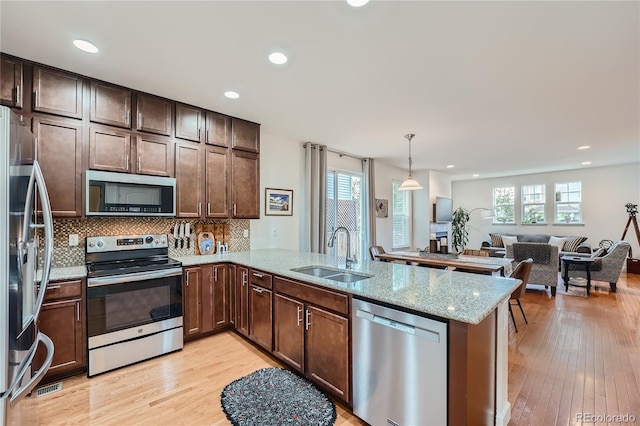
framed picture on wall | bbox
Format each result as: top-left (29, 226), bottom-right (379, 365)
top-left (265, 188), bottom-right (293, 216)
top-left (375, 198), bottom-right (388, 218)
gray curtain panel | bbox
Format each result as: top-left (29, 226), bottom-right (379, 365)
top-left (362, 158), bottom-right (376, 253)
top-left (303, 142), bottom-right (327, 253)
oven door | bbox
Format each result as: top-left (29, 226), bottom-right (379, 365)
top-left (87, 268), bottom-right (182, 349)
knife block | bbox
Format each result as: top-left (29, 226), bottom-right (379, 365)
top-left (194, 223), bottom-right (230, 254)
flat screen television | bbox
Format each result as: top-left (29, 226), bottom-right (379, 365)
top-left (434, 197), bottom-right (453, 222)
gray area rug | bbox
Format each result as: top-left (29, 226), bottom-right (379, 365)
top-left (221, 367), bottom-right (337, 426)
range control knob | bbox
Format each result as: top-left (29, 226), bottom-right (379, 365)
top-left (96, 240), bottom-right (104, 248)
top-left (145, 236), bottom-right (154, 244)
top-left (88, 242), bottom-right (95, 248)
top-left (160, 238), bottom-right (167, 245)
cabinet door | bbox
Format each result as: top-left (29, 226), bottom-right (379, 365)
top-left (249, 284), bottom-right (273, 351)
top-left (175, 142), bottom-right (203, 218)
top-left (34, 299), bottom-right (84, 377)
top-left (205, 111), bottom-right (230, 147)
top-left (16, 115), bottom-right (35, 165)
top-left (33, 117), bottom-right (83, 217)
top-left (1, 56), bottom-right (23, 108)
top-left (184, 267), bottom-right (202, 337)
top-left (236, 267), bottom-right (249, 336)
top-left (136, 134), bottom-right (173, 177)
top-left (231, 150), bottom-right (259, 219)
top-left (136, 93), bottom-right (173, 136)
top-left (90, 81), bottom-right (132, 128)
top-left (33, 66), bottom-right (83, 119)
top-left (306, 306), bottom-right (350, 401)
top-left (228, 264), bottom-right (236, 327)
top-left (273, 294), bottom-right (304, 372)
top-left (213, 265), bottom-right (228, 328)
top-left (205, 146), bottom-right (230, 218)
top-left (89, 127), bottom-right (131, 173)
top-left (175, 103), bottom-right (204, 143)
top-left (231, 118), bottom-right (259, 152)
top-left (200, 265), bottom-right (214, 334)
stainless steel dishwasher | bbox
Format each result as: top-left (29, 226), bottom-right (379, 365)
top-left (353, 298), bottom-right (448, 426)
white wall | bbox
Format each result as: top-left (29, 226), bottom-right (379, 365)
top-left (371, 161), bottom-right (411, 251)
top-left (452, 163), bottom-right (640, 257)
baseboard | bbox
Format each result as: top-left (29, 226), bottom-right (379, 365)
top-left (495, 401), bottom-right (511, 426)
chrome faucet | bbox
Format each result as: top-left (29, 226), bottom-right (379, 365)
top-left (328, 226), bottom-right (356, 269)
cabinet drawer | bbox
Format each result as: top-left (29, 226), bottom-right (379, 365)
top-left (250, 270), bottom-right (272, 289)
top-left (274, 277), bottom-right (349, 316)
top-left (41, 279), bottom-right (83, 301)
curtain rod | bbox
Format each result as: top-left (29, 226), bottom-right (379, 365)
top-left (326, 148), bottom-right (364, 161)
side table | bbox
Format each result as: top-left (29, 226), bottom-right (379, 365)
top-left (561, 256), bottom-right (596, 296)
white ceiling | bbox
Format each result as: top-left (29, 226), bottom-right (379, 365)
top-left (1, 1), bottom-right (638, 180)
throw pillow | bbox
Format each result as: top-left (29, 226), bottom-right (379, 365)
top-left (490, 233), bottom-right (504, 247)
top-left (548, 236), bottom-right (567, 252)
top-left (591, 248), bottom-right (606, 258)
top-left (563, 236), bottom-right (587, 252)
top-left (501, 235), bottom-right (518, 247)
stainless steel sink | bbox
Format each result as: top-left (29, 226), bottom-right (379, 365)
top-left (291, 266), bottom-right (372, 283)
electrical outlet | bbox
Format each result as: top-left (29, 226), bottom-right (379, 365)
top-left (243, 229), bottom-right (249, 238)
top-left (68, 234), bottom-right (79, 247)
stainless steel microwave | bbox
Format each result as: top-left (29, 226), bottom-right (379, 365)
top-left (86, 170), bottom-right (176, 216)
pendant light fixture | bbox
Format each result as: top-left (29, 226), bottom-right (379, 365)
top-left (399, 133), bottom-right (423, 191)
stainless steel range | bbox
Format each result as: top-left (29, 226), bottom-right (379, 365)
top-left (85, 234), bottom-right (183, 377)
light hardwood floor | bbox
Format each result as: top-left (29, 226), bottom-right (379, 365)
top-left (7, 272), bottom-right (640, 425)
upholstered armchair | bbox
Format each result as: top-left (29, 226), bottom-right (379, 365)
top-left (561, 241), bottom-right (631, 292)
top-left (506, 243), bottom-right (559, 296)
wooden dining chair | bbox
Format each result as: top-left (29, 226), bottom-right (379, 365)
top-left (462, 249), bottom-right (490, 257)
top-left (508, 258), bottom-right (533, 332)
top-left (369, 246), bottom-right (386, 261)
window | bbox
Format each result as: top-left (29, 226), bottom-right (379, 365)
top-left (392, 181), bottom-right (411, 249)
top-left (555, 182), bottom-right (582, 223)
top-left (326, 171), bottom-right (363, 260)
top-left (521, 184), bottom-right (546, 223)
top-left (493, 186), bottom-right (515, 223)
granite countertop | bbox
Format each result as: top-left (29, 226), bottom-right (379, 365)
top-left (176, 249), bottom-right (520, 325)
top-left (39, 265), bottom-right (87, 282)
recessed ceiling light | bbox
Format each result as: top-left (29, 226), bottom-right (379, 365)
top-left (268, 52), bottom-right (288, 65)
top-left (446, 165), bottom-right (455, 169)
top-left (224, 91), bottom-right (240, 99)
top-left (472, 174), bottom-right (479, 177)
top-left (347, 0), bottom-right (370, 6)
top-left (578, 145), bottom-right (591, 150)
top-left (581, 161), bottom-right (592, 165)
top-left (73, 39), bottom-right (99, 54)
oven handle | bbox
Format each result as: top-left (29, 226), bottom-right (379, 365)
top-left (88, 268), bottom-right (183, 287)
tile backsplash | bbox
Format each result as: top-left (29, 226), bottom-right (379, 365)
top-left (49, 217), bottom-right (251, 267)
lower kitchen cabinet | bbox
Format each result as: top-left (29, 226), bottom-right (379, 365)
top-left (34, 278), bottom-right (86, 382)
top-left (248, 284), bottom-right (272, 351)
top-left (228, 264), bottom-right (236, 327)
top-left (235, 266), bottom-right (249, 336)
top-left (273, 294), bottom-right (304, 371)
top-left (183, 266), bottom-right (203, 337)
top-left (184, 264), bottom-right (230, 340)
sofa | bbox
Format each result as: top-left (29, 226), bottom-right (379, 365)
top-left (482, 233), bottom-right (591, 258)
top-left (506, 242), bottom-right (559, 296)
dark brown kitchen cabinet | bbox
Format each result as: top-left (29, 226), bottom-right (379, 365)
top-left (175, 103), bottom-right (204, 143)
top-left (32, 117), bottom-right (83, 217)
top-left (228, 264), bottom-right (236, 327)
top-left (205, 146), bottom-right (230, 218)
top-left (34, 279), bottom-right (86, 383)
top-left (183, 266), bottom-right (203, 337)
top-left (201, 265), bottom-right (214, 334)
top-left (15, 115), bottom-right (35, 165)
top-left (89, 126), bottom-right (131, 173)
top-left (135, 93), bottom-right (173, 136)
top-left (175, 142), bottom-right (203, 218)
top-left (249, 284), bottom-right (273, 351)
top-left (273, 294), bottom-right (305, 372)
top-left (231, 118), bottom-right (259, 153)
top-left (32, 66), bottom-right (83, 119)
top-left (205, 111), bottom-right (230, 147)
top-left (231, 150), bottom-right (260, 219)
top-left (90, 81), bottom-right (132, 128)
top-left (235, 266), bottom-right (249, 336)
top-left (212, 265), bottom-right (229, 328)
top-left (1, 56), bottom-right (23, 108)
top-left (136, 134), bottom-right (173, 177)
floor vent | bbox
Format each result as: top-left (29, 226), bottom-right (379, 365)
top-left (36, 382), bottom-right (62, 397)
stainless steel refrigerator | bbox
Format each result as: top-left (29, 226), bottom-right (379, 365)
top-left (0, 106), bottom-right (55, 425)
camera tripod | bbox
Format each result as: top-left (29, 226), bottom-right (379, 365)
top-left (622, 203), bottom-right (640, 257)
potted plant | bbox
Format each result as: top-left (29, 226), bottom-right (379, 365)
top-left (451, 207), bottom-right (470, 253)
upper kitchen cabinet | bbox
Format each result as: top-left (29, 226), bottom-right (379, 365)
top-left (90, 81), bottom-right (132, 128)
top-left (175, 141), bottom-right (203, 218)
top-left (205, 111), bottom-right (230, 147)
top-left (231, 150), bottom-right (260, 219)
top-left (89, 126), bottom-right (131, 173)
top-left (205, 146), bottom-right (230, 218)
top-left (231, 118), bottom-right (259, 153)
top-left (135, 134), bottom-right (173, 177)
top-left (175, 103), bottom-right (204, 143)
top-left (1, 56), bottom-right (23, 108)
top-left (136, 93), bottom-right (173, 136)
top-left (32, 117), bottom-right (83, 217)
top-left (33, 66), bottom-right (83, 119)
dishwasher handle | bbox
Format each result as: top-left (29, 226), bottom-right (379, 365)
top-left (356, 309), bottom-right (440, 343)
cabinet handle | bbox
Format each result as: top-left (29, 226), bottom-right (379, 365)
top-left (14, 85), bottom-right (20, 104)
top-left (297, 307), bottom-right (303, 327)
top-left (207, 129), bottom-right (210, 143)
top-left (76, 301), bottom-right (80, 322)
top-left (138, 112), bottom-right (143, 128)
top-left (127, 110), bottom-right (131, 126)
top-left (34, 89), bottom-right (39, 108)
top-left (253, 273), bottom-right (264, 278)
top-left (186, 274), bottom-right (189, 287)
top-left (242, 271), bottom-right (247, 286)
top-left (305, 310), bottom-right (311, 330)
top-left (252, 287), bottom-right (263, 294)
top-left (46, 285), bottom-right (61, 290)
top-left (207, 203), bottom-right (211, 216)
top-left (214, 268), bottom-right (218, 282)
top-left (233, 204), bottom-right (237, 217)
top-left (34, 137), bottom-right (38, 160)
top-left (198, 203), bottom-right (201, 216)
top-left (138, 157), bottom-right (141, 172)
top-left (198, 128), bottom-right (201, 140)
top-left (125, 154), bottom-right (129, 171)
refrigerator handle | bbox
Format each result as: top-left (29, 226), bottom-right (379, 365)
top-left (31, 160), bottom-right (53, 323)
top-left (8, 332), bottom-right (54, 407)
